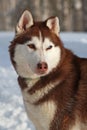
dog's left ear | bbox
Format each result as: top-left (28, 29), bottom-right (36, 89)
top-left (16, 10), bottom-right (33, 34)
top-left (46, 17), bottom-right (60, 36)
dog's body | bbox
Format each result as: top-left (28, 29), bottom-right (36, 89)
top-left (9, 10), bottom-right (87, 130)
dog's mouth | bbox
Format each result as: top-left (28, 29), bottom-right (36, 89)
top-left (35, 69), bottom-right (47, 76)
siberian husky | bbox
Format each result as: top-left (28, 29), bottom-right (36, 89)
top-left (9, 10), bottom-right (87, 130)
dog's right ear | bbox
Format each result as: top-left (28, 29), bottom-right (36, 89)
top-left (16, 10), bottom-right (33, 35)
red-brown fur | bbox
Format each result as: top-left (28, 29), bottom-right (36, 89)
top-left (9, 19), bottom-right (87, 130)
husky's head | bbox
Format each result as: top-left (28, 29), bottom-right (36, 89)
top-left (9, 10), bottom-right (64, 79)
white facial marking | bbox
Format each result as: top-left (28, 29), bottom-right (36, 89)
top-left (14, 44), bottom-right (38, 78)
top-left (43, 38), bottom-right (61, 73)
top-left (14, 32), bottom-right (61, 79)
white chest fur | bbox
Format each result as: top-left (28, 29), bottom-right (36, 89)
top-left (21, 79), bottom-right (57, 130)
top-left (24, 100), bottom-right (56, 130)
top-left (69, 117), bottom-right (87, 130)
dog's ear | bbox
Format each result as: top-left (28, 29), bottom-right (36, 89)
top-left (16, 10), bottom-right (33, 34)
top-left (46, 17), bottom-right (60, 36)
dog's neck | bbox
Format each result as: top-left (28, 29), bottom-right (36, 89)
top-left (18, 76), bottom-right (40, 90)
top-left (25, 77), bottom-right (40, 89)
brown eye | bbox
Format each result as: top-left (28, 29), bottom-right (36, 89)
top-left (46, 45), bottom-right (53, 51)
top-left (27, 44), bottom-right (36, 50)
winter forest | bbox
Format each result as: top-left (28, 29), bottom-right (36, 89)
top-left (0, 0), bottom-right (87, 31)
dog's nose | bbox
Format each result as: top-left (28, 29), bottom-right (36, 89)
top-left (37, 62), bottom-right (48, 73)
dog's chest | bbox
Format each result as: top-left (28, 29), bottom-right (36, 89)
top-left (21, 79), bottom-right (57, 130)
top-left (24, 100), bottom-right (56, 130)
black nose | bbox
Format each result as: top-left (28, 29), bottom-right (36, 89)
top-left (37, 62), bottom-right (48, 71)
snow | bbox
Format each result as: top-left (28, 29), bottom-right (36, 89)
top-left (0, 32), bottom-right (87, 130)
top-left (60, 32), bottom-right (87, 58)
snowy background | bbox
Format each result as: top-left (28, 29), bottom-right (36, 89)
top-left (0, 32), bottom-right (87, 130)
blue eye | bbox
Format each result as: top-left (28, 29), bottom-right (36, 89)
top-left (46, 45), bottom-right (53, 50)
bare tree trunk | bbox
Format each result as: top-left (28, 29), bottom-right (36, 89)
top-left (62, 0), bottom-right (73, 31)
top-left (40, 0), bottom-right (51, 20)
top-left (72, 0), bottom-right (83, 31)
top-left (0, 0), bottom-right (7, 30)
top-left (82, 0), bottom-right (87, 31)
top-left (28, 0), bottom-right (41, 20)
top-left (49, 0), bottom-right (63, 30)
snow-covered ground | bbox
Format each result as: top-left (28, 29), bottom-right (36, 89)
top-left (0, 32), bottom-right (87, 130)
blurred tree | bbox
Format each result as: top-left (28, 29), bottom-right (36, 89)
top-left (0, 0), bottom-right (87, 31)
top-left (40, 0), bottom-right (51, 20)
top-left (0, 0), bottom-right (6, 30)
top-left (62, 0), bottom-right (73, 31)
top-left (72, 0), bottom-right (83, 31)
top-left (82, 0), bottom-right (87, 31)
